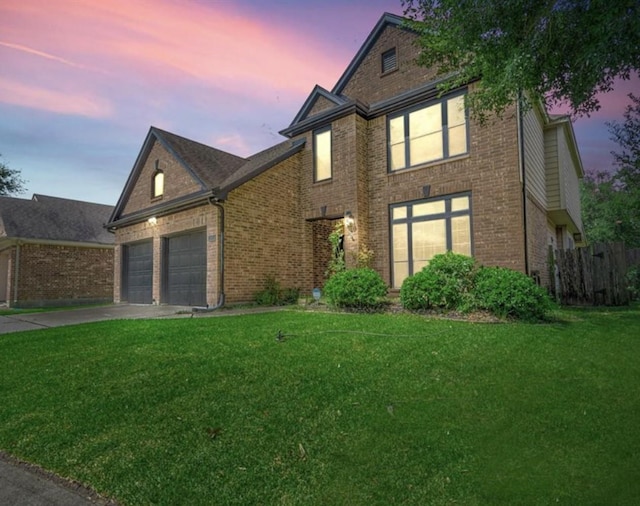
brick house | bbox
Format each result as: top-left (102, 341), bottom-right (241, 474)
top-left (0, 194), bottom-right (114, 308)
top-left (106, 13), bottom-right (584, 306)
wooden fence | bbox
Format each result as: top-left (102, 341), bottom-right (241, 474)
top-left (552, 242), bottom-right (633, 306)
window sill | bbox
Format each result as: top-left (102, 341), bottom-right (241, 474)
top-left (388, 153), bottom-right (470, 176)
top-left (313, 178), bottom-right (333, 186)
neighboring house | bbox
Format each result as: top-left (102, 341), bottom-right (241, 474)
top-left (0, 194), bottom-right (114, 308)
top-left (106, 12), bottom-right (584, 307)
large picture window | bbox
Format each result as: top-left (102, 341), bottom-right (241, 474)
top-left (314, 126), bottom-right (332, 182)
top-left (388, 92), bottom-right (468, 171)
top-left (390, 193), bottom-right (472, 288)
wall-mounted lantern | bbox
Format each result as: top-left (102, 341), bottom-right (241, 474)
top-left (344, 210), bottom-right (357, 239)
top-left (148, 216), bottom-right (157, 226)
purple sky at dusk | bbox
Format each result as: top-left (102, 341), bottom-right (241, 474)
top-left (1, 0), bottom-right (638, 206)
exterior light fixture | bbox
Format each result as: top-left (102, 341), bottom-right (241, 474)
top-left (148, 216), bottom-right (157, 225)
top-left (344, 210), bottom-right (357, 239)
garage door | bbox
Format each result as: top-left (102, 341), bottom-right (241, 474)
top-left (166, 230), bottom-right (206, 306)
top-left (124, 240), bottom-right (153, 304)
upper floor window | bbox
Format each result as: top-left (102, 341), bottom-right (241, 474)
top-left (388, 92), bottom-right (468, 172)
top-left (381, 48), bottom-right (397, 73)
top-left (314, 126), bottom-right (332, 182)
top-left (152, 165), bottom-right (164, 199)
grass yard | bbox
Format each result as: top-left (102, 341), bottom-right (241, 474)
top-left (1, 307), bottom-right (639, 505)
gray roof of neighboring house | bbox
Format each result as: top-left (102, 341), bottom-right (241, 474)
top-left (0, 194), bottom-right (114, 245)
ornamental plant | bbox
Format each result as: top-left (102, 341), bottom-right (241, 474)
top-left (474, 266), bottom-right (553, 320)
top-left (323, 268), bottom-right (388, 311)
top-left (400, 252), bottom-right (477, 311)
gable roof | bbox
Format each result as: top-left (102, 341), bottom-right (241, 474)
top-left (282, 12), bottom-right (415, 136)
top-left (287, 85), bottom-right (350, 128)
top-left (332, 13), bottom-right (407, 96)
top-left (109, 126), bottom-right (247, 225)
top-left (107, 127), bottom-right (305, 228)
top-left (0, 194), bottom-right (114, 246)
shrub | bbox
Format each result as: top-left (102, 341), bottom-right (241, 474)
top-left (474, 266), bottom-right (553, 320)
top-left (627, 266), bottom-right (640, 301)
top-left (254, 276), bottom-right (299, 306)
top-left (400, 252), bottom-right (477, 311)
top-left (323, 268), bottom-right (388, 310)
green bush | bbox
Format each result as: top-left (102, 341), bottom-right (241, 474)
top-left (400, 252), bottom-right (477, 311)
top-left (323, 268), bottom-right (388, 310)
top-left (254, 276), bottom-right (299, 306)
top-left (474, 266), bottom-right (553, 320)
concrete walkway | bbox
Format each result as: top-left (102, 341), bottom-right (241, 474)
top-left (0, 303), bottom-right (193, 334)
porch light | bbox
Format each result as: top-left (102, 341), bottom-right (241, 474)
top-left (344, 210), bottom-right (357, 239)
top-left (148, 216), bottom-right (157, 225)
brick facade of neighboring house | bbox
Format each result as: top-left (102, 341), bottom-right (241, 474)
top-left (0, 194), bottom-right (114, 308)
top-left (107, 13), bottom-right (584, 306)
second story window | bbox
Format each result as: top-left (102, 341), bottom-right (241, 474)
top-left (152, 165), bottom-right (164, 199)
top-left (314, 126), bottom-right (332, 182)
top-left (388, 92), bottom-right (468, 172)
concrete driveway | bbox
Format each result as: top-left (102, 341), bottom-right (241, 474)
top-left (0, 304), bottom-right (193, 334)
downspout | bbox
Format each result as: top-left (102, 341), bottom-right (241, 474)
top-left (517, 91), bottom-right (530, 276)
top-left (193, 197), bottom-right (225, 312)
top-left (12, 242), bottom-right (20, 306)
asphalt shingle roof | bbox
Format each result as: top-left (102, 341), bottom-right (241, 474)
top-left (0, 194), bottom-right (114, 245)
top-left (152, 127), bottom-right (247, 189)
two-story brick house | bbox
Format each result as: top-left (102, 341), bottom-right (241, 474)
top-left (106, 13), bottom-right (584, 306)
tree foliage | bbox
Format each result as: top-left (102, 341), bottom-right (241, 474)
top-left (580, 95), bottom-right (640, 247)
top-left (0, 154), bottom-right (27, 196)
top-left (402, 0), bottom-right (640, 120)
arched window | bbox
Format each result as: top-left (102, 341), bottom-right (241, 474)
top-left (152, 161), bottom-right (164, 198)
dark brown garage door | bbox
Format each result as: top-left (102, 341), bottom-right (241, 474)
top-left (165, 230), bottom-right (206, 306)
top-left (123, 240), bottom-right (153, 304)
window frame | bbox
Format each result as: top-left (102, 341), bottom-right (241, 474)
top-left (313, 125), bottom-right (333, 183)
top-left (389, 192), bottom-right (473, 288)
top-left (387, 90), bottom-right (469, 172)
top-left (152, 168), bottom-right (164, 199)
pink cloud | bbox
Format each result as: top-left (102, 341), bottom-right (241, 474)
top-left (0, 77), bottom-right (112, 117)
top-left (0, 0), bottom-right (348, 116)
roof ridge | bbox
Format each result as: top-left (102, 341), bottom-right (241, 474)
top-left (151, 126), bottom-right (247, 163)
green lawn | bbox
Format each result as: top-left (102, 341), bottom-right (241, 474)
top-left (1, 307), bottom-right (639, 505)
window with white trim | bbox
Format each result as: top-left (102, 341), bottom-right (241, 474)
top-left (390, 193), bottom-right (472, 288)
top-left (314, 126), bottom-right (332, 182)
top-left (388, 92), bottom-right (468, 171)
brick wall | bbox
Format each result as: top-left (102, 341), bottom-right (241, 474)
top-left (224, 153), bottom-right (311, 302)
top-left (341, 25), bottom-right (439, 104)
top-left (123, 139), bottom-right (202, 216)
top-left (11, 243), bottom-right (113, 307)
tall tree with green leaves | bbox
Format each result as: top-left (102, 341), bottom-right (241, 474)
top-left (580, 95), bottom-right (640, 247)
top-left (402, 0), bottom-right (640, 120)
top-left (0, 154), bottom-right (27, 196)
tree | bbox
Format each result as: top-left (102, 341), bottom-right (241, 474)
top-left (608, 93), bottom-right (640, 188)
top-left (580, 95), bottom-right (640, 247)
top-left (0, 154), bottom-right (27, 196)
top-left (402, 0), bottom-right (640, 120)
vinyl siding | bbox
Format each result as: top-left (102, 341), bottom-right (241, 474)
top-left (523, 107), bottom-right (547, 207)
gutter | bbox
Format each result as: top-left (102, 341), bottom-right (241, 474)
top-left (517, 92), bottom-right (530, 276)
top-left (192, 196), bottom-right (225, 312)
top-left (13, 242), bottom-right (20, 306)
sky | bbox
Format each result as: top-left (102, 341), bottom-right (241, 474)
top-left (1, 0), bottom-right (638, 206)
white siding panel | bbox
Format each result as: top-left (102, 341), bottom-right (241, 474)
top-left (545, 128), bottom-right (561, 209)
top-left (558, 129), bottom-right (583, 230)
top-left (523, 108), bottom-right (547, 206)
